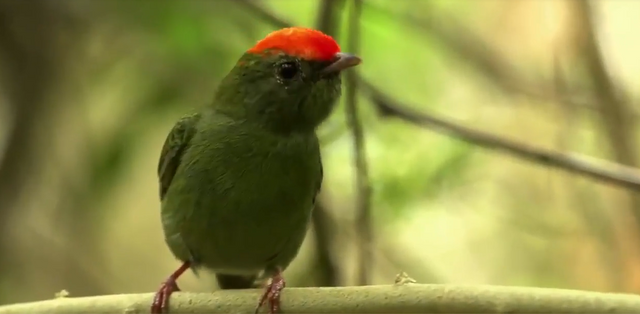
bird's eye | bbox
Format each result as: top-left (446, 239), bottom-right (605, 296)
top-left (277, 61), bottom-right (299, 80)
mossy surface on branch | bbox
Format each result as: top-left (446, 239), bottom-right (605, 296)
top-left (1, 284), bottom-right (640, 313)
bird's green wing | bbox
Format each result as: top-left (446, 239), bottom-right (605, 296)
top-left (157, 112), bottom-right (201, 200)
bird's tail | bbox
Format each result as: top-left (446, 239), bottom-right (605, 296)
top-left (215, 273), bottom-right (258, 289)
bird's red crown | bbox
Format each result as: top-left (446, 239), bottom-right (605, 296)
top-left (247, 27), bottom-right (340, 61)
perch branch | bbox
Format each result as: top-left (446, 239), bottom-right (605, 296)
top-left (2, 284), bottom-right (640, 313)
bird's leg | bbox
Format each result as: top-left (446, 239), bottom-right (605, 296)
top-left (151, 261), bottom-right (191, 314)
top-left (254, 268), bottom-right (286, 314)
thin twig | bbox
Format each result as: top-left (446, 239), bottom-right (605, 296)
top-left (344, 0), bottom-right (372, 286)
top-left (310, 0), bottom-right (346, 287)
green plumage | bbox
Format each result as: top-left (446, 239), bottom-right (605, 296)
top-left (157, 52), bottom-right (340, 288)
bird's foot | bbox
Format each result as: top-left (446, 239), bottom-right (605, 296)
top-left (151, 280), bottom-right (180, 314)
top-left (254, 270), bottom-right (286, 314)
top-left (151, 261), bottom-right (190, 314)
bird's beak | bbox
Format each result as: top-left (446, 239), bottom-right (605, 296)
top-left (321, 52), bottom-right (362, 75)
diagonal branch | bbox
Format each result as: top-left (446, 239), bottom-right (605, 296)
top-left (360, 79), bottom-right (640, 191)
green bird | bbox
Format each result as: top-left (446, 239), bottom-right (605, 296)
top-left (151, 27), bottom-right (361, 314)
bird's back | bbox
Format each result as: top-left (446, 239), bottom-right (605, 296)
top-left (160, 111), bottom-right (321, 275)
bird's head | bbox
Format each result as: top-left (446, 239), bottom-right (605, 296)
top-left (215, 27), bottom-right (361, 134)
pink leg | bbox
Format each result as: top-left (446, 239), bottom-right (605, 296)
top-left (254, 269), bottom-right (286, 314)
top-left (151, 261), bottom-right (190, 314)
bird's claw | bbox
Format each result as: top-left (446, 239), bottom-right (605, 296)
top-left (150, 261), bottom-right (191, 314)
top-left (254, 273), bottom-right (286, 314)
top-left (151, 279), bottom-right (181, 314)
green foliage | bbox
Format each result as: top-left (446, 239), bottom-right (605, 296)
top-left (3, 0), bottom-right (634, 305)
top-left (83, 2), bottom-right (262, 206)
top-left (369, 121), bottom-right (475, 219)
top-left (264, 0), bottom-right (320, 26)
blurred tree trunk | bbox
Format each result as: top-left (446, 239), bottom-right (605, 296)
top-left (0, 0), bottom-right (108, 303)
top-left (0, 0), bottom-right (65, 296)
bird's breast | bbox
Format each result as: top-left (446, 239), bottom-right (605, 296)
top-left (161, 122), bottom-right (320, 271)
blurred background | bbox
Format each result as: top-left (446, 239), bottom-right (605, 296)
top-left (2, 0), bottom-right (640, 305)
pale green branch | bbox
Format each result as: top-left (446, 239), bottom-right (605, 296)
top-left (1, 284), bottom-right (640, 313)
